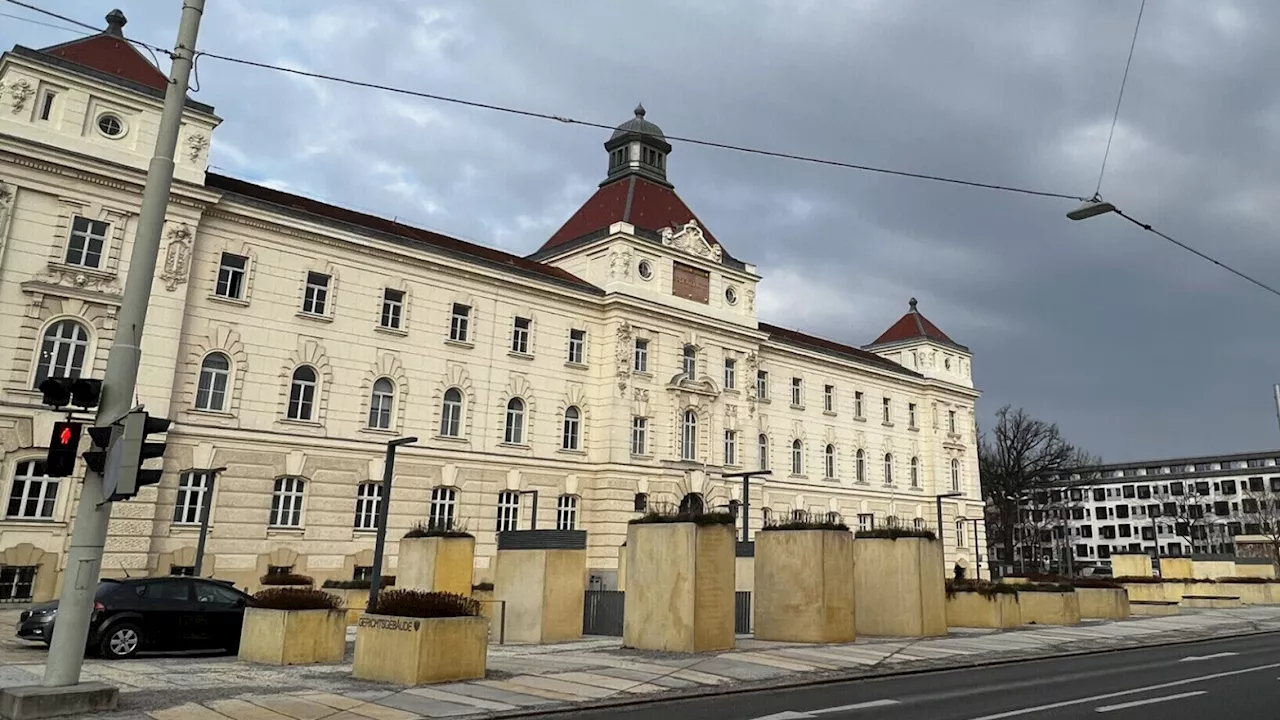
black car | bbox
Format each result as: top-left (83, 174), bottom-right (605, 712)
top-left (16, 576), bottom-right (252, 659)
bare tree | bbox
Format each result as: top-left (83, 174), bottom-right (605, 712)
top-left (1240, 484), bottom-right (1280, 564)
top-left (979, 406), bottom-right (1094, 574)
top-left (1152, 484), bottom-right (1215, 555)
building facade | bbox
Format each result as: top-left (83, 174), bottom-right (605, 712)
top-left (0, 15), bottom-right (985, 602)
top-left (997, 450), bottom-right (1280, 574)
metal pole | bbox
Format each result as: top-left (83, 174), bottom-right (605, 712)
top-left (370, 438), bottom-right (415, 609)
top-left (935, 496), bottom-right (945, 552)
top-left (970, 518), bottom-right (981, 579)
top-left (43, 0), bottom-right (204, 688)
top-left (741, 473), bottom-right (750, 544)
top-left (193, 468), bottom-right (223, 576)
top-left (1273, 384), bottom-right (1280, 439)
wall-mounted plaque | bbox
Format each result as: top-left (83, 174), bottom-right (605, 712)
top-left (672, 262), bottom-right (710, 304)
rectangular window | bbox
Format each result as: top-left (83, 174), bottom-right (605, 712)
top-left (5, 460), bottom-right (57, 520)
top-left (723, 358), bottom-right (736, 390)
top-left (857, 513), bottom-right (874, 532)
top-left (855, 391), bottom-right (864, 419)
top-left (511, 317), bottom-right (531, 354)
top-left (568, 329), bottom-right (586, 364)
top-left (38, 89), bottom-right (56, 121)
top-left (882, 397), bottom-right (891, 423)
top-left (353, 483), bottom-right (382, 531)
top-left (630, 416), bottom-right (648, 456)
top-left (0, 566), bottom-right (36, 602)
top-left (633, 339), bottom-right (649, 372)
top-left (496, 490), bottom-right (520, 533)
top-left (908, 403), bottom-right (917, 428)
top-left (449, 304), bottom-right (470, 342)
top-left (380, 289), bottom-right (404, 329)
top-left (302, 272), bottom-right (329, 315)
top-left (215, 252), bottom-right (247, 299)
top-left (757, 371), bottom-right (769, 400)
top-left (429, 486), bottom-right (457, 529)
top-left (823, 385), bottom-right (834, 413)
top-left (790, 377), bottom-right (803, 406)
top-left (556, 495), bottom-right (579, 530)
top-left (724, 430), bottom-right (737, 466)
top-left (948, 409), bottom-right (957, 433)
top-left (269, 477), bottom-right (305, 528)
top-left (172, 471), bottom-right (211, 525)
top-left (64, 216), bottom-right (109, 269)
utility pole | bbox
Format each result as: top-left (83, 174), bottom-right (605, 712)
top-left (368, 437), bottom-right (417, 610)
top-left (1273, 384), bottom-right (1280, 439)
top-left (43, 0), bottom-right (205, 690)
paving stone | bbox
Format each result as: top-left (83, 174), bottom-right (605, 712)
top-left (685, 657), bottom-right (788, 681)
top-left (592, 666), bottom-right (699, 689)
top-left (431, 682), bottom-right (556, 707)
top-left (244, 695), bottom-right (337, 720)
top-left (207, 698), bottom-right (297, 720)
top-left (404, 686), bottom-right (519, 712)
top-left (148, 702), bottom-right (232, 720)
top-left (503, 674), bottom-right (616, 699)
top-left (376, 691), bottom-right (482, 717)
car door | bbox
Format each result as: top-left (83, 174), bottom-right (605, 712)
top-left (193, 581), bottom-right (248, 649)
top-left (137, 578), bottom-right (196, 648)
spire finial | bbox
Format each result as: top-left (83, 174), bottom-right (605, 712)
top-left (634, 103), bottom-right (646, 118)
top-left (105, 9), bottom-right (127, 36)
top-left (909, 297), bottom-right (918, 312)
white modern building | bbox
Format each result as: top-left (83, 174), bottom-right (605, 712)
top-left (0, 12), bottom-right (985, 602)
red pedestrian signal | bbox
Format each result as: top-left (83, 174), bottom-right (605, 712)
top-left (59, 426), bottom-right (73, 445)
top-left (46, 421), bottom-right (83, 477)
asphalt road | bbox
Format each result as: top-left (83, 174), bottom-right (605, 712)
top-left (550, 631), bottom-right (1280, 720)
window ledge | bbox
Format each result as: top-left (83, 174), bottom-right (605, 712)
top-left (498, 442), bottom-right (530, 450)
top-left (564, 361), bottom-right (589, 371)
top-left (0, 518), bottom-right (63, 528)
top-left (757, 397), bottom-right (771, 404)
top-left (633, 371), bottom-right (653, 380)
top-left (375, 326), bottom-right (408, 337)
top-left (790, 404), bottom-right (805, 411)
top-left (433, 434), bottom-right (469, 444)
top-left (882, 422), bottom-right (895, 428)
top-left (208, 294), bottom-right (250, 307)
top-left (723, 388), bottom-right (740, 395)
top-left (49, 261), bottom-right (114, 279)
top-left (445, 339), bottom-right (474, 350)
top-left (908, 425), bottom-right (920, 432)
top-left (296, 311), bottom-right (333, 323)
top-left (169, 523), bottom-right (208, 534)
top-left (790, 473), bottom-right (807, 480)
top-left (557, 448), bottom-right (587, 457)
top-left (508, 351), bottom-right (534, 361)
top-left (823, 410), bottom-right (837, 417)
top-left (279, 418), bottom-right (324, 429)
top-left (353, 528), bottom-right (378, 537)
top-left (191, 408), bottom-right (235, 418)
top-left (360, 427), bottom-right (398, 436)
top-left (853, 415), bottom-right (866, 422)
top-left (267, 527), bottom-right (305, 536)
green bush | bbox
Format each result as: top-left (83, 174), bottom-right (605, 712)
top-left (368, 589), bottom-right (481, 618)
top-left (259, 573), bottom-right (313, 586)
top-left (760, 520), bottom-right (850, 532)
top-left (945, 579), bottom-right (1018, 600)
top-left (251, 587), bottom-right (342, 610)
top-left (854, 527), bottom-right (936, 541)
top-left (629, 511), bottom-right (737, 526)
top-left (320, 576), bottom-right (395, 590)
top-left (403, 521), bottom-right (474, 539)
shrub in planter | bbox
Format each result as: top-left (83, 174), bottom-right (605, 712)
top-left (945, 580), bottom-right (1021, 629)
top-left (320, 577), bottom-right (395, 590)
top-left (629, 510), bottom-right (736, 526)
top-left (259, 573), bottom-right (313, 587)
top-left (354, 590), bottom-right (488, 685)
top-left (854, 527), bottom-right (937, 541)
top-left (403, 521), bottom-right (475, 539)
top-left (945, 579), bottom-right (1018, 599)
top-left (239, 587), bottom-right (346, 665)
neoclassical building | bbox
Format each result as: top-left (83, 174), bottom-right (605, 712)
top-left (0, 15), bottom-right (984, 601)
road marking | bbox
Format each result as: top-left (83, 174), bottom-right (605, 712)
top-left (960, 662), bottom-right (1280, 720)
top-left (1180, 652), bottom-right (1239, 662)
top-left (1095, 691), bottom-right (1207, 713)
top-left (749, 700), bottom-right (901, 719)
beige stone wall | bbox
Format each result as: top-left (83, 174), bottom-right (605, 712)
top-left (853, 537), bottom-right (946, 637)
top-left (493, 547), bottom-right (586, 644)
top-left (625, 522), bottom-right (735, 653)
top-left (754, 530), bottom-right (855, 643)
top-left (1111, 553), bottom-right (1152, 578)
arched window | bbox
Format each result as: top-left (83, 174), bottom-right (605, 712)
top-left (910, 456), bottom-right (920, 488)
top-left (883, 453), bottom-right (894, 486)
top-left (679, 493), bottom-right (705, 515)
top-left (824, 444), bottom-right (836, 479)
top-left (856, 449), bottom-right (866, 483)
top-left (562, 406), bottom-right (581, 450)
top-left (34, 319), bottom-right (89, 387)
top-left (681, 345), bottom-right (697, 377)
top-left (956, 519), bottom-right (967, 547)
top-left (504, 398), bottom-right (525, 444)
top-left (758, 434), bottom-right (769, 470)
top-left (791, 439), bottom-right (804, 475)
top-left (195, 352), bottom-right (230, 412)
top-left (440, 388), bottom-right (463, 437)
top-left (287, 366), bottom-right (317, 421)
top-left (429, 486), bottom-right (457, 529)
top-left (951, 459), bottom-right (961, 492)
top-left (353, 482), bottom-right (382, 530)
top-left (681, 409), bottom-right (698, 460)
top-left (368, 378), bottom-right (395, 429)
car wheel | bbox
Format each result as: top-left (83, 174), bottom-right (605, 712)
top-left (99, 623), bottom-right (142, 660)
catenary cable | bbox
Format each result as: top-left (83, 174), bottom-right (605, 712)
top-left (1095, 0), bottom-right (1147, 196)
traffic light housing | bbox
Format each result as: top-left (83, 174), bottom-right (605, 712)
top-left (37, 377), bottom-right (102, 410)
top-left (45, 421), bottom-right (83, 477)
top-left (82, 425), bottom-right (118, 475)
top-left (106, 411), bottom-right (171, 501)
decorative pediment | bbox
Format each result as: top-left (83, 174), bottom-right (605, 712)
top-left (660, 219), bottom-right (722, 262)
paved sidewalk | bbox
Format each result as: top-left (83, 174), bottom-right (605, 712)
top-left (3, 607), bottom-right (1279, 719)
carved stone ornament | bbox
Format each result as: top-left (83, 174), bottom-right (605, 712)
top-left (41, 266), bottom-right (122, 296)
top-left (6, 78), bottom-right (33, 114)
top-left (160, 223), bottom-right (193, 292)
top-left (659, 219), bottom-right (722, 262)
top-left (186, 132), bottom-right (209, 163)
top-left (632, 387), bottom-right (649, 403)
top-left (746, 289), bottom-right (756, 313)
top-left (608, 248), bottom-right (633, 280)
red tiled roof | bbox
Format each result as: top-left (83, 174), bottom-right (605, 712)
top-left (759, 323), bottom-right (922, 378)
top-left (870, 299), bottom-right (965, 350)
top-left (204, 173), bottom-right (600, 293)
top-left (538, 175), bottom-right (720, 253)
top-left (39, 34), bottom-right (168, 93)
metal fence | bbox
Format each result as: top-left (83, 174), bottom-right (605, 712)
top-left (583, 590), bottom-right (625, 636)
top-left (735, 591), bottom-right (752, 634)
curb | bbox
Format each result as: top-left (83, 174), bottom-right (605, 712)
top-left (483, 624), bottom-right (1280, 719)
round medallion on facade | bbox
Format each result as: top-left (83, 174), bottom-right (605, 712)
top-left (725, 286), bottom-right (739, 305)
top-left (96, 113), bottom-right (125, 138)
top-left (637, 260), bottom-right (653, 280)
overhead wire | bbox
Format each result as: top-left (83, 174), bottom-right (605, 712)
top-left (1095, 0), bottom-right (1146, 197)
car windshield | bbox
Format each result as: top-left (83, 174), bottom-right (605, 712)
top-left (94, 581), bottom-right (123, 599)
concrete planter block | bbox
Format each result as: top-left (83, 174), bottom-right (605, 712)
top-left (495, 531), bottom-right (588, 644)
top-left (1158, 557), bottom-right (1193, 579)
top-left (1015, 591), bottom-right (1080, 626)
top-left (1191, 559), bottom-right (1236, 579)
top-left (853, 537), bottom-right (946, 637)
top-left (238, 608), bottom-right (347, 665)
top-left (617, 544), bottom-right (628, 592)
top-left (1216, 582), bottom-right (1279, 605)
top-left (1075, 588), bottom-right (1130, 620)
top-left (1181, 595), bottom-right (1242, 609)
top-left (1121, 582), bottom-right (1166, 603)
top-left (1110, 553), bottom-right (1153, 578)
top-left (353, 614), bottom-right (487, 685)
top-left (1130, 600), bottom-right (1180, 616)
top-left (624, 522), bottom-right (735, 653)
top-left (1234, 561), bottom-right (1277, 579)
top-left (324, 588), bottom-right (370, 625)
top-left (398, 536), bottom-right (475, 595)
top-left (755, 530), bottom-right (855, 643)
top-left (945, 591), bottom-right (1021, 629)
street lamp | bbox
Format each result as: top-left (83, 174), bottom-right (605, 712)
top-left (723, 469), bottom-right (772, 543)
top-left (1066, 196), bottom-right (1117, 221)
top-left (192, 466), bottom-right (227, 577)
top-left (936, 491), bottom-right (963, 571)
top-left (968, 517), bottom-right (983, 579)
top-left (369, 436), bottom-right (417, 610)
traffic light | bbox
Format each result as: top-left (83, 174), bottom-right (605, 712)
top-left (37, 377), bottom-right (102, 410)
top-left (45, 421), bottom-right (83, 477)
top-left (82, 425), bottom-right (118, 475)
top-left (106, 411), bottom-right (171, 501)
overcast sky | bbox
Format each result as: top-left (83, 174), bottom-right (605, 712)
top-left (8, 1), bottom-right (1280, 462)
